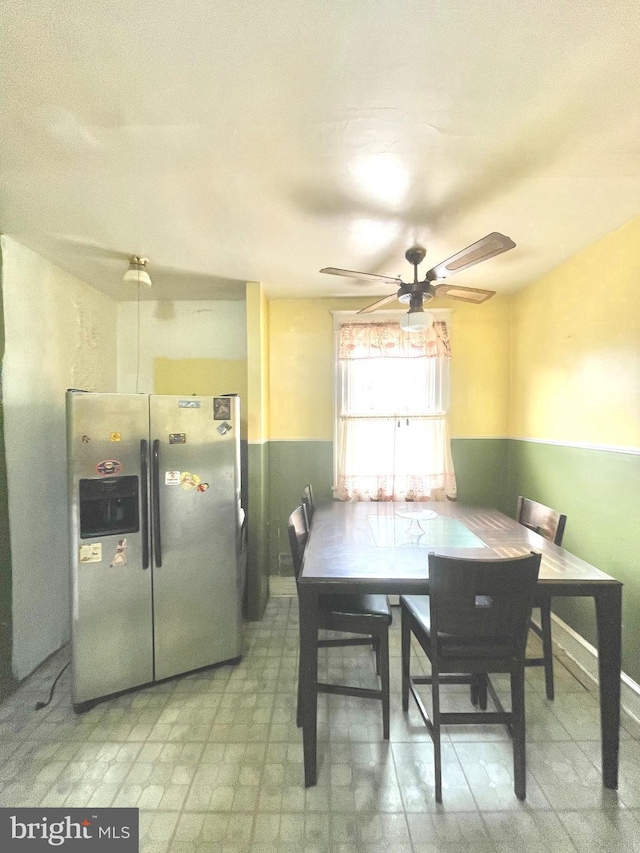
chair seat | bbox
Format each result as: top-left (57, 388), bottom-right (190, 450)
top-left (320, 593), bottom-right (391, 621)
top-left (401, 595), bottom-right (514, 659)
top-left (400, 594), bottom-right (430, 623)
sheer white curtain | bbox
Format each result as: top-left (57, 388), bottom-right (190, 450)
top-left (336, 321), bottom-right (457, 502)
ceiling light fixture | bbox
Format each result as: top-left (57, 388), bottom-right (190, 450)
top-left (123, 255), bottom-right (152, 287)
top-left (399, 293), bottom-right (434, 333)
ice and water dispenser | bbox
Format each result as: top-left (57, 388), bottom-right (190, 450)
top-left (79, 476), bottom-right (140, 539)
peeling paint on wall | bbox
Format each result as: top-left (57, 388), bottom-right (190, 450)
top-left (1, 237), bottom-right (117, 680)
top-left (72, 297), bottom-right (108, 390)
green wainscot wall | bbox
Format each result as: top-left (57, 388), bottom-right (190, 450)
top-left (506, 439), bottom-right (640, 683)
top-left (266, 438), bottom-right (511, 578)
top-left (246, 442), bottom-right (270, 621)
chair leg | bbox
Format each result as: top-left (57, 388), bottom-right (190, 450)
top-left (401, 605), bottom-right (411, 712)
top-left (432, 670), bottom-right (443, 804)
top-left (540, 601), bottom-right (555, 700)
top-left (511, 667), bottom-right (527, 800)
top-left (469, 674), bottom-right (487, 709)
top-left (379, 630), bottom-right (390, 740)
top-left (374, 637), bottom-right (381, 676)
top-left (470, 674), bottom-right (479, 706)
top-left (296, 651), bottom-right (303, 728)
top-left (478, 674), bottom-right (488, 711)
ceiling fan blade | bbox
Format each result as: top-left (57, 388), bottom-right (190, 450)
top-left (433, 283), bottom-right (496, 304)
top-left (356, 293), bottom-right (399, 314)
top-left (320, 267), bottom-right (403, 285)
top-left (425, 233), bottom-right (515, 281)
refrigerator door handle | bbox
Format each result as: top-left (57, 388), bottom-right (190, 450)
top-left (152, 439), bottom-right (162, 567)
top-left (140, 439), bottom-right (150, 569)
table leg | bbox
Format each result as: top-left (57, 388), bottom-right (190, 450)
top-left (298, 584), bottom-right (319, 787)
top-left (595, 585), bottom-right (622, 789)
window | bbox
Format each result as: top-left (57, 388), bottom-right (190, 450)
top-left (333, 313), bottom-right (457, 502)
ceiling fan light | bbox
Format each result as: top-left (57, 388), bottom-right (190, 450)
top-left (399, 310), bottom-right (434, 332)
top-left (123, 256), bottom-right (152, 287)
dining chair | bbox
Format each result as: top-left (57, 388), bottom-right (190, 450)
top-left (288, 505), bottom-right (391, 738)
top-left (401, 551), bottom-right (541, 802)
top-left (516, 496), bottom-right (567, 700)
top-left (301, 484), bottom-right (315, 526)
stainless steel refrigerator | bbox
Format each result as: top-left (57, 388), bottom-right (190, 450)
top-left (67, 391), bottom-right (244, 711)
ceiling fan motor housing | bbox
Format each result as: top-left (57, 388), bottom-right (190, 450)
top-left (397, 282), bottom-right (435, 306)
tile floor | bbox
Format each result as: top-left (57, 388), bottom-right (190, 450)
top-left (1, 597), bottom-right (639, 852)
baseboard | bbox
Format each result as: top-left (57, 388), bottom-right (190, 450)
top-left (546, 612), bottom-right (640, 725)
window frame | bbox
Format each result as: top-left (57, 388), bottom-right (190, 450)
top-left (331, 308), bottom-right (452, 494)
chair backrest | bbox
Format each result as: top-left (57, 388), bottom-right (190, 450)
top-left (287, 505), bottom-right (309, 580)
top-left (427, 552), bottom-right (542, 662)
top-left (302, 484), bottom-right (315, 525)
top-left (516, 496), bottom-right (566, 546)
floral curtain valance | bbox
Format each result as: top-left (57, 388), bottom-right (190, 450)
top-left (338, 321), bottom-right (451, 359)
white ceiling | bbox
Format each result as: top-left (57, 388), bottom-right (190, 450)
top-left (1, 1), bottom-right (639, 301)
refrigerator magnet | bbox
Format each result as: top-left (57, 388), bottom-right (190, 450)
top-left (110, 538), bottom-right (127, 566)
top-left (110, 432), bottom-right (122, 442)
top-left (213, 397), bottom-right (231, 420)
top-left (96, 459), bottom-right (122, 476)
top-left (180, 472), bottom-right (201, 490)
top-left (165, 471), bottom-right (181, 485)
top-left (197, 482), bottom-right (209, 492)
top-left (169, 433), bottom-right (186, 444)
top-left (79, 543), bottom-right (102, 563)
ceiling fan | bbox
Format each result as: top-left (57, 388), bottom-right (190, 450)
top-left (320, 232), bottom-right (515, 331)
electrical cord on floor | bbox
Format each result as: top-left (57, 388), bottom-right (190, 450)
top-left (35, 662), bottom-right (70, 710)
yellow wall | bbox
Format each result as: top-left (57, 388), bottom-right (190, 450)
top-left (448, 297), bottom-right (510, 438)
top-left (510, 216), bottom-right (640, 447)
top-left (269, 298), bottom-right (348, 440)
top-left (246, 282), bottom-right (269, 443)
top-left (268, 296), bottom-right (511, 440)
top-left (154, 357), bottom-right (248, 436)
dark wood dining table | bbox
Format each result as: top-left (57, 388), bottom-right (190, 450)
top-left (297, 500), bottom-right (622, 788)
